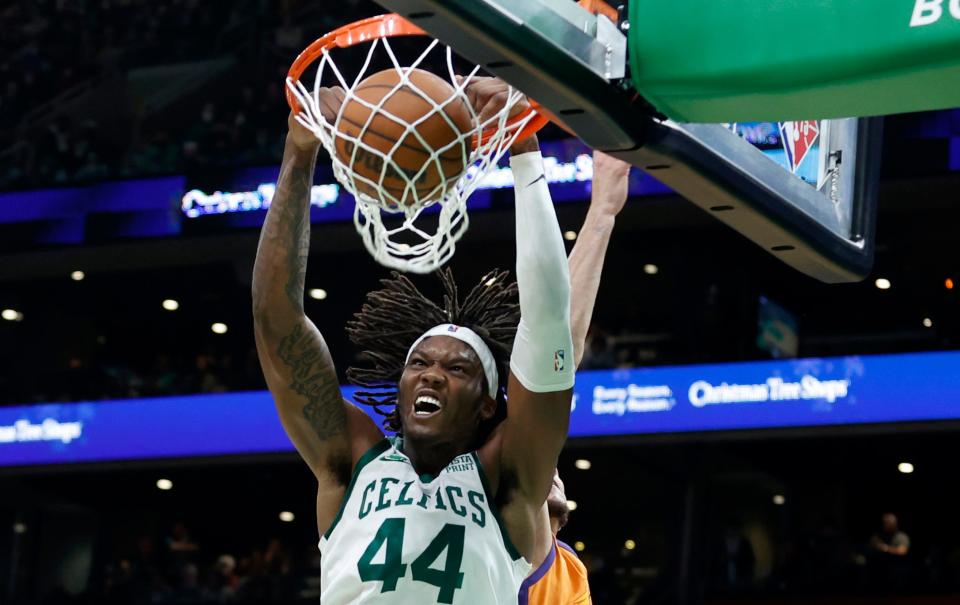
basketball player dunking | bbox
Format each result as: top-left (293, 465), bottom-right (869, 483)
top-left (253, 77), bottom-right (574, 604)
top-left (522, 151), bottom-right (632, 605)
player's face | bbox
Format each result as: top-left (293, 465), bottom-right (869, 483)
top-left (397, 336), bottom-right (495, 445)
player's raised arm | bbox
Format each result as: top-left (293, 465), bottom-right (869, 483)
top-left (462, 76), bottom-right (575, 560)
top-left (569, 151), bottom-right (631, 366)
top-left (501, 130), bottom-right (575, 549)
top-left (526, 150), bottom-right (631, 575)
top-left (485, 118), bottom-right (574, 512)
top-left (252, 96), bottom-right (381, 485)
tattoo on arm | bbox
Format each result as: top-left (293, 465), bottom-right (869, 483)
top-left (277, 322), bottom-right (346, 440)
top-left (281, 164), bottom-right (314, 312)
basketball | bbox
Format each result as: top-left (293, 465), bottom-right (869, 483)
top-left (334, 67), bottom-right (473, 207)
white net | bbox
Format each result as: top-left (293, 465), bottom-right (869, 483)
top-left (286, 35), bottom-right (536, 273)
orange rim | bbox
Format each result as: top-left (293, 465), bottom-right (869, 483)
top-left (286, 1), bottom-right (612, 144)
top-left (285, 13), bottom-right (550, 148)
top-left (285, 14), bottom-right (426, 112)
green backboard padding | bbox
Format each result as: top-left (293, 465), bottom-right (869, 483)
top-left (628, 0), bottom-right (960, 122)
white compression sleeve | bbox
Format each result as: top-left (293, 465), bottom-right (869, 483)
top-left (509, 151), bottom-right (575, 392)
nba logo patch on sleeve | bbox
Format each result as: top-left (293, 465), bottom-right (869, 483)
top-left (554, 349), bottom-right (565, 372)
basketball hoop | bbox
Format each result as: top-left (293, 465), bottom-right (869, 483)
top-left (285, 13), bottom-right (548, 273)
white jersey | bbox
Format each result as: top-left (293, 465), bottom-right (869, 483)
top-left (320, 437), bottom-right (531, 604)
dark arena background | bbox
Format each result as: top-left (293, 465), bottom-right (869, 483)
top-left (3, 1), bottom-right (960, 604)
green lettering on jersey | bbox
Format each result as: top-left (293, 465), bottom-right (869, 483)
top-left (396, 481), bottom-right (415, 506)
top-left (357, 517), bottom-right (407, 593)
top-left (434, 488), bottom-right (447, 511)
top-left (416, 491), bottom-right (431, 509)
top-left (467, 490), bottom-right (486, 527)
top-left (357, 519), bottom-right (466, 603)
top-left (411, 523), bottom-right (466, 604)
top-left (358, 480), bottom-right (377, 519)
top-left (376, 478), bottom-right (399, 512)
top-left (446, 486), bottom-right (467, 518)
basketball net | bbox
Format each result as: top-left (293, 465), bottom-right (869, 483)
top-left (286, 19), bottom-right (541, 273)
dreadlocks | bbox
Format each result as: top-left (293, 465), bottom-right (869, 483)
top-left (346, 268), bottom-right (520, 433)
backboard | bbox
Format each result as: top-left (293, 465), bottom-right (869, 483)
top-left (371, 0), bottom-right (883, 283)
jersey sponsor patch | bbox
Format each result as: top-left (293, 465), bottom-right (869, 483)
top-left (444, 454), bottom-right (476, 474)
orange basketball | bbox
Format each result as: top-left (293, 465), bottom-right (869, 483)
top-left (334, 68), bottom-right (473, 207)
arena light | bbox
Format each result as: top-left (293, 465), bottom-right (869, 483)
top-left (773, 494), bottom-right (786, 505)
top-left (563, 230), bottom-right (577, 241)
top-left (874, 278), bottom-right (891, 290)
top-left (13, 523), bottom-right (27, 535)
top-left (309, 288), bottom-right (328, 300)
top-left (624, 539), bottom-right (636, 550)
top-left (923, 317), bottom-right (933, 328)
top-left (279, 511), bottom-right (295, 523)
top-left (946, 278), bottom-right (955, 290)
top-left (574, 459), bottom-right (592, 470)
top-left (156, 479), bottom-right (173, 491)
top-left (898, 462), bottom-right (914, 474)
top-left (643, 263), bottom-right (659, 275)
top-left (162, 299), bottom-right (180, 311)
top-left (70, 270), bottom-right (85, 282)
top-left (566, 500), bottom-right (578, 511)
top-left (211, 323), bottom-right (228, 335)
top-left (573, 541), bottom-right (586, 552)
top-left (1, 309), bottom-right (20, 321)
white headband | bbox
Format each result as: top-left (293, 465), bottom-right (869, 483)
top-left (404, 324), bottom-right (499, 399)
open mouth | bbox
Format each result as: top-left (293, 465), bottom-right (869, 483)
top-left (414, 395), bottom-right (442, 416)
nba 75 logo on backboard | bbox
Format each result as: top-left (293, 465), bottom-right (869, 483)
top-left (778, 120), bottom-right (820, 174)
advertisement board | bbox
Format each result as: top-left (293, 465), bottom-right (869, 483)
top-left (3, 351), bottom-right (959, 467)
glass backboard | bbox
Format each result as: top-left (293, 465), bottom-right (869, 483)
top-left (372, 0), bottom-right (883, 282)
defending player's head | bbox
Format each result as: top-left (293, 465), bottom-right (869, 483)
top-left (346, 268), bottom-right (519, 449)
top-left (546, 469), bottom-right (570, 534)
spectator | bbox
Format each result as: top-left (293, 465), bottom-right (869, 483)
top-left (715, 520), bottom-right (756, 593)
top-left (168, 563), bottom-right (208, 604)
top-left (870, 512), bottom-right (910, 557)
top-left (866, 512), bottom-right (912, 592)
top-left (165, 522), bottom-right (201, 573)
top-left (209, 555), bottom-right (241, 602)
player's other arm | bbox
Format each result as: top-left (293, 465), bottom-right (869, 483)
top-left (252, 103), bottom-right (381, 483)
top-left (461, 78), bottom-right (572, 559)
top-left (527, 151), bottom-right (631, 570)
top-left (569, 151), bottom-right (631, 366)
top-left (500, 131), bottom-right (575, 532)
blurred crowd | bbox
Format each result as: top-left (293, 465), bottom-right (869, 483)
top-left (0, 324), bottom-right (653, 407)
top-left (44, 523), bottom-right (322, 605)
top-left (1, 347), bottom-right (265, 407)
top-left (708, 514), bottom-right (960, 599)
top-left (32, 511), bottom-right (960, 605)
top-left (1, 0), bottom-right (375, 189)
